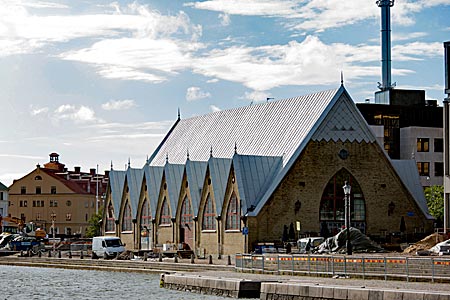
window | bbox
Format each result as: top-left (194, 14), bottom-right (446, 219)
top-left (106, 202), bottom-right (115, 232)
top-left (50, 200), bottom-right (58, 207)
top-left (0, 192), bottom-right (3, 200)
top-left (36, 186), bottom-right (41, 194)
top-left (66, 200), bottom-right (72, 207)
top-left (140, 198), bottom-right (151, 228)
top-left (159, 197), bottom-right (171, 225)
top-left (66, 213), bottom-right (72, 221)
top-left (33, 200), bottom-right (44, 207)
top-left (36, 213), bottom-right (41, 221)
top-left (23, 200), bottom-right (27, 207)
top-left (435, 138), bottom-right (443, 153)
top-left (122, 201), bottom-right (132, 231)
top-left (417, 162), bottom-right (430, 176)
top-left (435, 162), bottom-right (444, 177)
top-left (417, 138), bottom-right (429, 152)
top-left (202, 194), bottom-right (216, 230)
top-left (34, 175), bottom-right (42, 180)
top-left (226, 193), bottom-right (240, 230)
top-left (84, 201), bottom-right (89, 208)
top-left (21, 186), bottom-right (26, 194)
top-left (319, 169), bottom-right (366, 235)
top-left (180, 196), bottom-right (193, 225)
top-left (51, 186), bottom-right (57, 194)
top-left (20, 213), bottom-right (25, 222)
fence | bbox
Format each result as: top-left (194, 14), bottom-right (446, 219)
top-left (235, 253), bottom-right (450, 282)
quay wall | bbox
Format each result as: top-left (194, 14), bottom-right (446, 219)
top-left (260, 282), bottom-right (450, 300)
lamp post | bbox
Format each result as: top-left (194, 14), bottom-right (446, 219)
top-left (50, 212), bottom-right (56, 252)
top-left (343, 181), bottom-right (352, 255)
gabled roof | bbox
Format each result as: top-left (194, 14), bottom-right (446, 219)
top-left (126, 167), bottom-right (144, 219)
top-left (392, 160), bottom-right (433, 220)
top-left (208, 157), bottom-right (232, 215)
top-left (149, 88), bottom-right (340, 166)
top-left (164, 163), bottom-right (184, 218)
top-left (252, 86), bottom-right (378, 215)
top-left (143, 165), bottom-right (164, 219)
top-left (232, 154), bottom-right (283, 214)
top-left (109, 170), bottom-right (126, 220)
top-left (0, 182), bottom-right (8, 191)
top-left (185, 160), bottom-right (208, 217)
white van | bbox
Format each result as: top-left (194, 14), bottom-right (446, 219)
top-left (92, 236), bottom-right (125, 259)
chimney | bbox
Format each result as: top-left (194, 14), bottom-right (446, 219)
top-left (377, 0), bottom-right (395, 91)
top-left (90, 168), bottom-right (96, 175)
top-left (104, 170), bottom-right (110, 178)
top-left (74, 166), bottom-right (81, 173)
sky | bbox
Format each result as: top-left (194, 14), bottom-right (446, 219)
top-left (0, 0), bottom-right (449, 186)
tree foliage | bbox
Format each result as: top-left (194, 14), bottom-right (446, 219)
top-left (424, 185), bottom-right (444, 224)
top-left (85, 208), bottom-right (103, 238)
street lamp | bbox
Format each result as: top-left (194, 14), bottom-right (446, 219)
top-left (50, 212), bottom-right (56, 251)
top-left (343, 181), bottom-right (352, 255)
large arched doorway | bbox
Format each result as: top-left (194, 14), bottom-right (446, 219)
top-left (319, 169), bottom-right (366, 236)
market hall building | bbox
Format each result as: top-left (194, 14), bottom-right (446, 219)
top-left (103, 85), bottom-right (433, 256)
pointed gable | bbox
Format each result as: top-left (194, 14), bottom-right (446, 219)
top-left (311, 90), bottom-right (376, 143)
top-left (126, 167), bottom-right (144, 219)
top-left (185, 160), bottom-right (208, 217)
top-left (143, 164), bottom-right (164, 219)
top-left (164, 163), bottom-right (184, 218)
top-left (109, 170), bottom-right (126, 220)
top-left (233, 154), bottom-right (283, 214)
top-left (208, 157), bottom-right (232, 216)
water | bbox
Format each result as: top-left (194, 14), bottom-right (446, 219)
top-left (0, 265), bottom-right (227, 300)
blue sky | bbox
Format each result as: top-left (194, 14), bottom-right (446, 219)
top-left (0, 0), bottom-right (449, 186)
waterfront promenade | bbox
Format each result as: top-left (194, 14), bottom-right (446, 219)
top-left (2, 254), bottom-right (450, 299)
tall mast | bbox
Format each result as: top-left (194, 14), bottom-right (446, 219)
top-left (377, 0), bottom-right (395, 91)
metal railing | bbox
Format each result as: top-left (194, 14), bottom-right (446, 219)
top-left (235, 254), bottom-right (450, 282)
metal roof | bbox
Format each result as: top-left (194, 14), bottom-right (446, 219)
top-left (109, 170), bottom-right (126, 220)
top-left (143, 165), bottom-right (164, 219)
top-left (0, 182), bottom-right (8, 190)
top-left (233, 154), bottom-right (283, 214)
top-left (208, 157), bottom-right (232, 215)
top-left (185, 160), bottom-right (208, 217)
top-left (391, 160), bottom-right (433, 220)
top-left (149, 88), bottom-right (340, 166)
top-left (164, 163), bottom-right (185, 218)
top-left (126, 167), bottom-right (144, 219)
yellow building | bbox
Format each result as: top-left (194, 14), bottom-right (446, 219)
top-left (8, 153), bottom-right (108, 237)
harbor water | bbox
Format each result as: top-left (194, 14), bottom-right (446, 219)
top-left (0, 265), bottom-right (226, 300)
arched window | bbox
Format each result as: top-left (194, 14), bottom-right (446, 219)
top-left (34, 175), bottom-right (42, 180)
top-left (319, 169), bottom-right (366, 235)
top-left (106, 202), bottom-right (115, 232)
top-left (226, 193), bottom-right (240, 230)
top-left (141, 198), bottom-right (151, 228)
top-left (180, 196), bottom-right (193, 225)
top-left (122, 200), bottom-right (132, 231)
top-left (202, 194), bottom-right (216, 230)
top-left (160, 197), bottom-right (171, 225)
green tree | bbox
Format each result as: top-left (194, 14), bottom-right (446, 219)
top-left (85, 209), bottom-right (103, 238)
top-left (424, 185), bottom-right (444, 225)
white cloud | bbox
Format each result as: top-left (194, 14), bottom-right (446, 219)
top-left (219, 13), bottom-right (231, 26)
top-left (102, 99), bottom-right (137, 111)
top-left (210, 105), bottom-right (221, 112)
top-left (192, 36), bottom-right (442, 91)
top-left (30, 106), bottom-right (48, 116)
top-left (206, 78), bottom-right (219, 83)
top-left (0, 2), bottom-right (202, 57)
top-left (243, 90), bottom-right (272, 103)
top-left (186, 0), bottom-right (450, 32)
top-left (186, 86), bottom-right (211, 101)
top-left (54, 104), bottom-right (98, 123)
